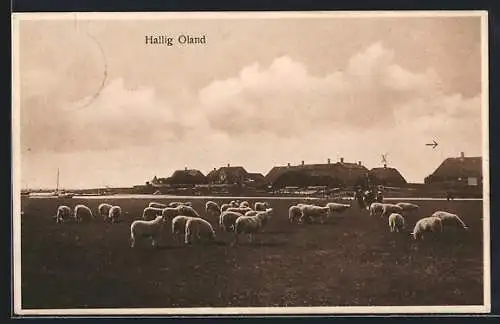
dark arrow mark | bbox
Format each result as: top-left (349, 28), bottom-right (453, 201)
top-left (425, 140), bottom-right (438, 149)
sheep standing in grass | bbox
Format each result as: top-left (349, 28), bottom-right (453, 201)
top-left (172, 215), bottom-right (197, 244)
top-left (142, 207), bottom-right (165, 221)
top-left (149, 202), bottom-right (167, 209)
top-left (220, 203), bottom-right (232, 212)
top-left (254, 201), bottom-right (269, 211)
top-left (298, 204), bottom-right (331, 224)
top-left (255, 208), bottom-right (273, 229)
top-left (326, 202), bottom-right (351, 215)
top-left (219, 211), bottom-right (245, 232)
top-left (431, 211), bottom-right (468, 231)
top-left (388, 213), bottom-right (405, 232)
top-left (130, 215), bottom-right (165, 248)
top-left (381, 203), bottom-right (404, 218)
top-left (369, 202), bottom-right (384, 217)
top-left (233, 209), bottom-right (272, 244)
top-left (98, 203), bottom-right (113, 221)
top-left (176, 205), bottom-right (200, 218)
top-left (55, 205), bottom-right (72, 223)
top-left (396, 202), bottom-right (420, 214)
top-left (205, 201), bottom-right (221, 218)
top-left (184, 217), bottom-right (216, 245)
top-left (108, 205), bottom-right (122, 223)
top-left (230, 200), bottom-right (239, 208)
top-left (74, 204), bottom-right (94, 223)
top-left (288, 205), bottom-right (303, 224)
top-left (411, 216), bottom-right (443, 240)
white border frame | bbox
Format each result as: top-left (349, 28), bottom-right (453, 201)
top-left (11, 10), bottom-right (491, 316)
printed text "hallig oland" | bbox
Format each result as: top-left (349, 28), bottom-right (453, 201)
top-left (145, 34), bottom-right (207, 46)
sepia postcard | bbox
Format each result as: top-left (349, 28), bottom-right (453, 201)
top-left (11, 11), bottom-right (490, 316)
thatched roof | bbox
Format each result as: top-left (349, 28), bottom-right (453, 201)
top-left (167, 169), bottom-right (207, 185)
top-left (425, 156), bottom-right (482, 184)
top-left (207, 166), bottom-right (249, 184)
top-left (369, 166), bottom-right (407, 185)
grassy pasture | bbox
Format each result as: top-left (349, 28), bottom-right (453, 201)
top-left (19, 196), bottom-right (484, 309)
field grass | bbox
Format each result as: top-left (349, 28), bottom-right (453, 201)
top-left (19, 196), bottom-right (484, 309)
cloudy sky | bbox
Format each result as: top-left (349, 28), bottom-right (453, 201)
top-left (15, 13), bottom-right (485, 189)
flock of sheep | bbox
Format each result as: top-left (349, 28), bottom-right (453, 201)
top-left (52, 196), bottom-right (469, 249)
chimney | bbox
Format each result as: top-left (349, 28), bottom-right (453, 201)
top-left (327, 158), bottom-right (331, 164)
top-left (358, 161), bottom-right (362, 166)
top-left (301, 160), bottom-right (304, 166)
top-left (213, 168), bottom-right (217, 171)
top-left (384, 163), bottom-right (387, 168)
top-left (227, 163), bottom-right (230, 167)
top-left (185, 166), bottom-right (188, 171)
top-left (460, 152), bottom-right (465, 158)
top-left (340, 157), bottom-right (344, 163)
top-left (287, 162), bottom-right (291, 167)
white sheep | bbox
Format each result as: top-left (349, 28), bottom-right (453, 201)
top-left (326, 202), bottom-right (351, 215)
top-left (369, 202), bottom-right (384, 217)
top-left (245, 210), bottom-right (258, 217)
top-left (396, 202), bottom-right (420, 213)
top-left (220, 203), bottom-right (232, 212)
top-left (168, 201), bottom-right (192, 208)
top-left (431, 211), bottom-right (468, 230)
top-left (411, 216), bottom-right (443, 240)
top-left (184, 217), bottom-right (216, 245)
top-left (254, 201), bottom-right (269, 211)
top-left (172, 215), bottom-right (197, 244)
top-left (388, 213), bottom-right (405, 232)
top-left (381, 203), bottom-right (404, 218)
top-left (130, 215), bottom-right (165, 248)
top-left (239, 201), bottom-right (250, 208)
top-left (74, 204), bottom-right (94, 223)
top-left (142, 207), bottom-right (164, 221)
top-left (226, 207), bottom-right (253, 215)
top-left (205, 201), bottom-right (221, 218)
top-left (176, 205), bottom-right (200, 218)
top-left (233, 209), bottom-right (272, 244)
top-left (288, 205), bottom-right (302, 224)
top-left (298, 204), bottom-right (331, 224)
top-left (219, 210), bottom-right (245, 232)
top-left (55, 205), bottom-right (72, 223)
top-left (98, 203), bottom-right (113, 221)
top-left (108, 205), bottom-right (122, 223)
top-left (149, 202), bottom-right (167, 209)
top-left (230, 200), bottom-right (239, 207)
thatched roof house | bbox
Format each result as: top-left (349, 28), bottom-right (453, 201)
top-left (167, 168), bottom-right (208, 185)
top-left (369, 165), bottom-right (407, 186)
top-left (206, 165), bottom-right (249, 185)
top-left (424, 152), bottom-right (482, 187)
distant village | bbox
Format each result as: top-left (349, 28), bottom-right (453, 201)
top-left (127, 152), bottom-right (482, 198)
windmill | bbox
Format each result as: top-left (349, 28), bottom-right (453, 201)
top-left (381, 153), bottom-right (389, 168)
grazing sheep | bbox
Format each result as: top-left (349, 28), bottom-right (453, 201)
top-left (255, 208), bottom-right (273, 229)
top-left (381, 203), bottom-right (404, 218)
top-left (298, 204), bottom-right (331, 224)
top-left (130, 215), bottom-right (165, 248)
top-left (233, 209), bottom-right (272, 244)
top-left (431, 211), bottom-right (468, 230)
top-left (74, 204), bottom-right (94, 223)
top-left (219, 211), bottom-right (245, 232)
top-left (55, 205), bottom-right (72, 223)
top-left (184, 217), bottom-right (216, 245)
top-left (254, 201), bottom-right (269, 211)
top-left (288, 205), bottom-right (303, 224)
top-left (142, 207), bottom-right (165, 221)
top-left (176, 205), bottom-right (200, 218)
top-left (226, 207), bottom-right (253, 215)
top-left (396, 202), bottom-right (420, 212)
top-left (172, 215), bottom-right (197, 244)
top-left (230, 200), bottom-right (239, 208)
top-left (411, 216), bottom-right (443, 240)
top-left (108, 205), bottom-right (122, 223)
top-left (388, 213), bottom-right (405, 232)
top-left (220, 203), bottom-right (232, 212)
top-left (245, 210), bottom-right (258, 217)
top-left (149, 202), bottom-right (167, 209)
top-left (369, 202), bottom-right (384, 217)
top-left (98, 203), bottom-right (113, 221)
top-left (326, 202), bottom-right (351, 214)
top-left (168, 201), bottom-right (192, 208)
top-left (239, 201), bottom-right (250, 208)
top-left (205, 201), bottom-right (221, 218)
